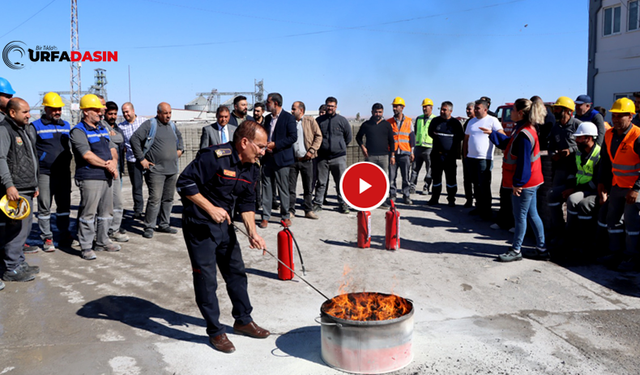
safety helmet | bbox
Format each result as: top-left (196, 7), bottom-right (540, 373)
top-left (0, 77), bottom-right (16, 95)
top-left (42, 92), bottom-right (65, 108)
top-left (421, 98), bottom-right (434, 107)
top-left (79, 94), bottom-right (105, 109)
top-left (392, 97), bottom-right (406, 106)
top-left (609, 97), bottom-right (636, 114)
top-left (573, 122), bottom-right (598, 137)
top-left (553, 96), bottom-right (576, 112)
top-left (0, 195), bottom-right (31, 220)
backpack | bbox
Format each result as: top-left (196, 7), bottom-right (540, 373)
top-left (143, 117), bottom-right (179, 156)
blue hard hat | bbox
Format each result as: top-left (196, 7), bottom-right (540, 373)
top-left (0, 77), bottom-right (16, 95)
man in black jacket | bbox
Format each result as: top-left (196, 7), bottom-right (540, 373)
top-left (428, 101), bottom-right (464, 206)
top-left (228, 95), bottom-right (255, 126)
top-left (259, 93), bottom-right (297, 228)
top-left (313, 97), bottom-right (352, 214)
top-left (0, 98), bottom-right (40, 282)
top-left (356, 103), bottom-right (394, 207)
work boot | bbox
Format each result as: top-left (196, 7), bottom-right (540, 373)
top-left (404, 196), bottom-right (413, 205)
top-left (305, 211), bottom-right (318, 220)
top-left (23, 243), bottom-right (39, 254)
top-left (156, 226), bottom-right (178, 234)
top-left (282, 218), bottom-right (292, 227)
top-left (42, 239), bottom-right (56, 253)
top-left (2, 267), bottom-right (36, 282)
top-left (132, 212), bottom-right (144, 220)
top-left (210, 333), bottom-right (235, 354)
top-left (618, 256), bottom-right (640, 272)
top-left (233, 321), bottom-right (271, 339)
top-left (498, 249), bottom-right (522, 262)
top-left (95, 243), bottom-right (121, 252)
top-left (259, 220), bottom-right (268, 229)
top-left (312, 204), bottom-right (322, 213)
top-left (18, 262), bottom-right (40, 275)
top-left (143, 228), bottom-right (154, 239)
top-left (81, 249), bottom-right (97, 260)
top-left (109, 229), bottom-right (130, 242)
top-left (339, 204), bottom-right (350, 214)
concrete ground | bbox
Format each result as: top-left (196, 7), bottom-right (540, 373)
top-left (1, 159), bottom-right (640, 375)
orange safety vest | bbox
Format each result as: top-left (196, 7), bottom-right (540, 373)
top-left (604, 126), bottom-right (640, 188)
top-left (387, 116), bottom-right (412, 155)
top-left (502, 123), bottom-right (543, 189)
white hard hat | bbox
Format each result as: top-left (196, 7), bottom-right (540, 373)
top-left (574, 122), bottom-right (598, 137)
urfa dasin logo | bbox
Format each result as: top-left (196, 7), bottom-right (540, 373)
top-left (2, 40), bottom-right (118, 70)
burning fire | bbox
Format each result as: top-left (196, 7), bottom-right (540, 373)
top-left (323, 292), bottom-right (411, 321)
top-left (324, 265), bottom-right (411, 321)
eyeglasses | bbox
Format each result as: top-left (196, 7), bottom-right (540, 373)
top-left (251, 141), bottom-right (267, 151)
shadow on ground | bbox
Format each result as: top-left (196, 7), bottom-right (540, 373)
top-left (273, 325), bottom-right (324, 366)
top-left (77, 295), bottom-right (208, 343)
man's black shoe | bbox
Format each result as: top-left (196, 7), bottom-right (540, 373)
top-left (19, 262), bottom-right (40, 275)
top-left (133, 212), bottom-right (143, 220)
top-left (156, 226), bottom-right (178, 234)
top-left (2, 267), bottom-right (36, 282)
top-left (427, 199), bottom-right (439, 206)
top-left (143, 228), bottom-right (154, 239)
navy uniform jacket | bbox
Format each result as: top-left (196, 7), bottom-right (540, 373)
top-left (177, 143), bottom-right (258, 222)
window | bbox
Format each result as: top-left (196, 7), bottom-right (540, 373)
top-left (604, 5), bottom-right (622, 35)
top-left (630, 1), bottom-right (639, 31)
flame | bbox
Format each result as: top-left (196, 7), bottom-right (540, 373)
top-left (323, 292), bottom-right (411, 321)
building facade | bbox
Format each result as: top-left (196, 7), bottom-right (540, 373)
top-left (588, 0), bottom-right (640, 117)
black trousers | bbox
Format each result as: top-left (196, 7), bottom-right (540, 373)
top-left (183, 217), bottom-right (253, 338)
top-left (430, 152), bottom-right (457, 203)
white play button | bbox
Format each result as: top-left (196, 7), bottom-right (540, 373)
top-left (359, 178), bottom-right (371, 194)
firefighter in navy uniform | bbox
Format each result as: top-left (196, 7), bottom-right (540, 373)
top-left (177, 120), bottom-right (270, 354)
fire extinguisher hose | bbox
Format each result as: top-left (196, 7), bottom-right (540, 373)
top-left (281, 220), bottom-right (306, 276)
top-left (232, 222), bottom-right (331, 301)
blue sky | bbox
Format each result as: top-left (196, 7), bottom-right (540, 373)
top-left (1, 0), bottom-right (588, 119)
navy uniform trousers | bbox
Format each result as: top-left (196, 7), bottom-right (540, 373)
top-left (183, 217), bottom-right (253, 338)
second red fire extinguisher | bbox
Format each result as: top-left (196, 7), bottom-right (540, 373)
top-left (385, 200), bottom-right (400, 250)
top-left (277, 220), bottom-right (306, 280)
top-left (357, 211), bottom-right (372, 248)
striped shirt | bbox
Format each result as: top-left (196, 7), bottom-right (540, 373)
top-left (118, 115), bottom-right (147, 162)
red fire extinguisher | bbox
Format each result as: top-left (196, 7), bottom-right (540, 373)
top-left (357, 211), bottom-right (372, 248)
top-left (277, 220), bottom-right (306, 280)
top-left (385, 200), bottom-right (400, 251)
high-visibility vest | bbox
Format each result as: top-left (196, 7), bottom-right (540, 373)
top-left (575, 143), bottom-right (600, 189)
top-left (502, 123), bottom-right (543, 189)
top-left (388, 116), bottom-right (413, 155)
top-left (415, 114), bottom-right (435, 148)
top-left (605, 126), bottom-right (640, 188)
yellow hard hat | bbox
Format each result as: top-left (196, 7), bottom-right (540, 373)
top-left (421, 98), bottom-right (433, 107)
top-left (42, 92), bottom-right (65, 108)
top-left (553, 96), bottom-right (575, 112)
top-left (79, 94), bottom-right (105, 110)
top-left (609, 97), bottom-right (636, 114)
top-left (392, 97), bottom-right (406, 106)
top-left (0, 195), bottom-right (31, 221)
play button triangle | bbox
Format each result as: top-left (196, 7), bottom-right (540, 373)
top-left (359, 178), bottom-right (371, 194)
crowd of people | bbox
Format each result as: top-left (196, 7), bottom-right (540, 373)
top-left (2, 74), bottom-right (640, 351)
top-left (1, 76), bottom-right (640, 282)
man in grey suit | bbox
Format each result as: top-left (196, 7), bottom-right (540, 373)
top-left (200, 106), bottom-right (237, 149)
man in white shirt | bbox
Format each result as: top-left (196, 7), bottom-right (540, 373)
top-left (463, 99), bottom-right (504, 219)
